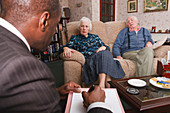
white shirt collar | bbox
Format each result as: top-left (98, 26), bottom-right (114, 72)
top-left (0, 17), bottom-right (31, 51)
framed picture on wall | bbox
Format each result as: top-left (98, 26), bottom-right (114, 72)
top-left (127, 0), bottom-right (138, 13)
top-left (144, 0), bottom-right (168, 12)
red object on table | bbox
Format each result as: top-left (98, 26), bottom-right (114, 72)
top-left (157, 61), bottom-right (170, 78)
top-left (162, 63), bottom-right (170, 78)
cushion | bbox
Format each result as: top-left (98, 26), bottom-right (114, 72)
top-left (90, 21), bottom-right (107, 44)
top-left (154, 45), bottom-right (170, 59)
top-left (65, 21), bottom-right (80, 43)
top-left (105, 21), bottom-right (126, 52)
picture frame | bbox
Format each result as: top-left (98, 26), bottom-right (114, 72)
top-left (127, 0), bottom-right (138, 13)
top-left (144, 0), bottom-right (168, 12)
top-left (151, 26), bottom-right (156, 32)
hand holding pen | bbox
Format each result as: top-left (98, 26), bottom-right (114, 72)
top-left (88, 84), bottom-right (95, 92)
top-left (82, 85), bottom-right (105, 108)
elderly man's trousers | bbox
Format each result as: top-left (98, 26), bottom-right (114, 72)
top-left (123, 47), bottom-right (154, 77)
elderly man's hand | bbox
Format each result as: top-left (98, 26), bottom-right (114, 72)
top-left (56, 81), bottom-right (81, 99)
top-left (82, 85), bottom-right (105, 108)
top-left (117, 56), bottom-right (123, 59)
top-left (145, 41), bottom-right (153, 48)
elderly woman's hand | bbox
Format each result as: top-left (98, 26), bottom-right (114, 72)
top-left (63, 47), bottom-right (74, 58)
top-left (96, 46), bottom-right (106, 53)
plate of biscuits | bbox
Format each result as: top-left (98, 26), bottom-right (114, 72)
top-left (149, 77), bottom-right (170, 89)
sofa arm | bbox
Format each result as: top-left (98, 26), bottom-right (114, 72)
top-left (59, 50), bottom-right (85, 66)
top-left (154, 45), bottom-right (170, 59)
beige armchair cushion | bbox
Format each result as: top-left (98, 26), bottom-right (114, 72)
top-left (154, 45), bottom-right (170, 60)
top-left (90, 21), bottom-right (107, 44)
top-left (65, 21), bottom-right (80, 44)
top-left (105, 21), bottom-right (126, 52)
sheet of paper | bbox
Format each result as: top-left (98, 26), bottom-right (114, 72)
top-left (70, 92), bottom-right (86, 113)
top-left (66, 88), bottom-right (125, 113)
top-left (104, 89), bottom-right (124, 113)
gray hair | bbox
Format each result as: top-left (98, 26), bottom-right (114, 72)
top-left (78, 17), bottom-right (92, 31)
top-left (126, 16), bottom-right (139, 25)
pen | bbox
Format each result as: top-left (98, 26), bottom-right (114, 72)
top-left (88, 85), bottom-right (95, 92)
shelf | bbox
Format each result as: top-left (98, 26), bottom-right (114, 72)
top-left (32, 17), bottom-right (70, 63)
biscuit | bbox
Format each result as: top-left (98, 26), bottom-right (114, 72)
top-left (152, 78), bottom-right (158, 82)
top-left (162, 84), bottom-right (170, 88)
top-left (166, 79), bottom-right (170, 83)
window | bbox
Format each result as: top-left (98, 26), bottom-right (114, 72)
top-left (100, 0), bottom-right (115, 22)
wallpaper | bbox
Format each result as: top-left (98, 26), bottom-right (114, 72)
top-left (68, 0), bottom-right (92, 21)
top-left (60, 0), bottom-right (68, 7)
top-left (60, 0), bottom-right (99, 21)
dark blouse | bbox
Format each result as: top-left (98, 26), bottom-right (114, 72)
top-left (60, 33), bottom-right (110, 58)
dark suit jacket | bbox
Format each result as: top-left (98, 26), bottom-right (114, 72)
top-left (0, 25), bottom-right (112, 113)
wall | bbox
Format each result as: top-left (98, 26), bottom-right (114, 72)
top-left (116, 0), bottom-right (170, 32)
top-left (60, 0), bottom-right (100, 21)
top-left (92, 0), bottom-right (100, 21)
top-left (60, 0), bottom-right (68, 7)
top-left (68, 0), bottom-right (92, 21)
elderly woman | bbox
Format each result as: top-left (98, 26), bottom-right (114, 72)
top-left (112, 16), bottom-right (154, 77)
top-left (60, 17), bottom-right (125, 88)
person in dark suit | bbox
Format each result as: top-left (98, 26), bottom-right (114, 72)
top-left (0, 0), bottom-right (113, 113)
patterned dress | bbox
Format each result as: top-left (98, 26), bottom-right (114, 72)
top-left (60, 33), bottom-right (110, 58)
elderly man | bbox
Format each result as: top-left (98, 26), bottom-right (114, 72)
top-left (112, 16), bottom-right (154, 77)
top-left (0, 0), bottom-right (112, 113)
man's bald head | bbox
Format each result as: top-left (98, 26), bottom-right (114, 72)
top-left (126, 16), bottom-right (140, 29)
top-left (0, 0), bottom-right (60, 24)
top-left (126, 16), bottom-right (139, 24)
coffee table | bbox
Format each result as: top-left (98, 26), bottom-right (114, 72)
top-left (109, 75), bottom-right (170, 113)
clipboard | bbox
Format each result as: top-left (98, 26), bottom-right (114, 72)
top-left (65, 88), bottom-right (125, 113)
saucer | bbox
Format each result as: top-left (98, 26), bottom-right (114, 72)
top-left (128, 79), bottom-right (146, 87)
